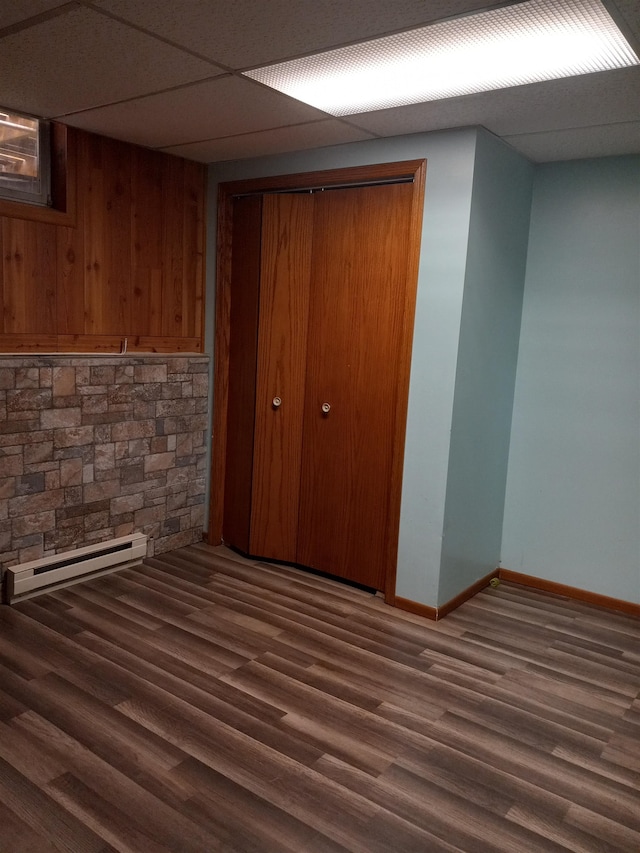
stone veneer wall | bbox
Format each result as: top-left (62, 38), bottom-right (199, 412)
top-left (0, 354), bottom-right (209, 575)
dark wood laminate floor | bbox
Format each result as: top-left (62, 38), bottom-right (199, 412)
top-left (0, 544), bottom-right (638, 852)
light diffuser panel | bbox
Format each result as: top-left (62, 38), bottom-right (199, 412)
top-left (243, 0), bottom-right (639, 116)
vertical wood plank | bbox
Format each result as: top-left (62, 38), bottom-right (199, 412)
top-left (161, 156), bottom-right (185, 338)
top-left (132, 147), bottom-right (163, 337)
top-left (104, 136), bottom-right (133, 336)
top-left (182, 159), bottom-right (206, 341)
top-left (222, 195), bottom-right (263, 554)
top-left (0, 126), bottom-right (205, 352)
top-left (249, 193), bottom-right (314, 562)
top-left (297, 182), bottom-right (416, 591)
top-left (0, 219), bottom-right (4, 335)
top-left (82, 131), bottom-right (105, 336)
top-left (1, 217), bottom-right (56, 335)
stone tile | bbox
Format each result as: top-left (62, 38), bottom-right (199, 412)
top-left (187, 360), bottom-right (209, 374)
top-left (94, 424), bottom-right (112, 444)
top-left (19, 542), bottom-right (44, 563)
top-left (111, 420), bottom-right (156, 442)
top-left (176, 433), bottom-right (193, 457)
top-left (107, 385), bottom-right (135, 405)
top-left (1, 355), bottom-right (207, 563)
top-left (114, 521), bottom-right (134, 537)
top-left (15, 368), bottom-right (39, 389)
top-left (0, 419), bottom-right (39, 436)
top-left (53, 394), bottom-right (82, 409)
top-left (84, 527), bottom-right (117, 544)
top-left (110, 493), bottom-right (145, 515)
top-left (120, 463), bottom-right (144, 486)
top-left (115, 365), bottom-right (134, 384)
top-left (7, 389), bottom-right (52, 412)
top-left (167, 491), bottom-right (187, 512)
top-left (188, 478), bottom-right (206, 498)
top-left (57, 499), bottom-right (110, 521)
top-left (161, 382), bottom-right (184, 400)
top-left (39, 368), bottom-right (53, 388)
top-left (84, 511), bottom-right (111, 532)
top-left (162, 517), bottom-right (181, 535)
top-left (52, 366), bottom-right (76, 397)
top-left (24, 441), bottom-right (54, 465)
top-left (134, 364), bottom-right (167, 384)
top-left (45, 470), bottom-right (61, 490)
top-left (64, 486), bottom-right (84, 507)
top-left (45, 526), bottom-right (84, 551)
top-left (114, 441), bottom-right (129, 460)
top-left (94, 443), bottom-right (115, 471)
top-left (0, 479), bottom-right (17, 500)
top-left (128, 438), bottom-right (151, 457)
top-left (81, 395), bottom-right (109, 415)
top-left (155, 528), bottom-right (200, 554)
top-left (15, 472), bottom-right (46, 496)
top-left (90, 366), bottom-right (115, 385)
top-left (1, 453), bottom-right (24, 477)
top-left (54, 426), bottom-right (95, 448)
top-left (133, 401), bottom-right (156, 419)
top-left (136, 383), bottom-right (162, 402)
top-left (41, 407), bottom-right (82, 429)
top-left (193, 373), bottom-right (209, 397)
top-left (0, 369), bottom-right (15, 390)
top-left (167, 466), bottom-right (195, 487)
top-left (150, 436), bottom-right (168, 454)
top-left (167, 358), bottom-right (190, 375)
top-left (156, 399), bottom-right (196, 417)
top-left (14, 533), bottom-right (43, 549)
top-left (12, 510), bottom-right (56, 537)
top-left (83, 480), bottom-right (122, 502)
top-left (60, 457), bottom-right (83, 487)
top-left (144, 452), bottom-right (176, 474)
top-left (134, 505), bottom-right (166, 526)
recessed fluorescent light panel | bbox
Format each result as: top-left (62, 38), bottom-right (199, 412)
top-left (243, 0), bottom-right (639, 116)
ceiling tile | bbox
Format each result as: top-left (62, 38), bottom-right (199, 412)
top-left (0, 5), bottom-right (221, 117)
top-left (504, 121), bottom-right (640, 162)
top-left (61, 76), bottom-right (329, 149)
top-left (610, 0), bottom-right (640, 43)
top-left (348, 69), bottom-right (640, 140)
top-left (90, 0), bottom-right (503, 68)
top-left (161, 119), bottom-right (376, 163)
top-left (0, 0), bottom-right (66, 31)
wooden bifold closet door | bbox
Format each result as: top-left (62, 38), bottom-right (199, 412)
top-left (222, 167), bottom-right (424, 594)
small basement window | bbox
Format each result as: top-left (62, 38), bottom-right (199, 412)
top-left (0, 108), bottom-right (51, 206)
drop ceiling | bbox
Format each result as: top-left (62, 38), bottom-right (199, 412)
top-left (1, 0), bottom-right (638, 164)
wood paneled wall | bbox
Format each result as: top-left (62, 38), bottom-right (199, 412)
top-left (0, 126), bottom-right (206, 353)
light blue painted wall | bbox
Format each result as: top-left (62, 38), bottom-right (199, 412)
top-left (501, 156), bottom-right (640, 603)
top-left (438, 130), bottom-right (533, 605)
top-left (205, 129), bottom-right (479, 606)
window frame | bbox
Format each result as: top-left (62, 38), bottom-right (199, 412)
top-left (0, 122), bottom-right (76, 227)
top-left (0, 109), bottom-right (51, 208)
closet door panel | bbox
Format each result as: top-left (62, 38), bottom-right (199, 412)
top-left (223, 195), bottom-right (263, 553)
top-left (296, 183), bottom-right (414, 590)
top-left (250, 194), bottom-right (314, 561)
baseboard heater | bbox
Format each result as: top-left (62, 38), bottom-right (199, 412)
top-left (4, 532), bottom-right (147, 604)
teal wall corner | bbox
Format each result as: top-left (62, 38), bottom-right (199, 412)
top-left (438, 130), bottom-right (534, 606)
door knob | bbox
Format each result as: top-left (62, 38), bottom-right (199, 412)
top-left (272, 396), bottom-right (282, 408)
top-left (321, 402), bottom-right (331, 414)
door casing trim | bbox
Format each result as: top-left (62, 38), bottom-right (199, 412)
top-left (208, 159), bottom-right (427, 605)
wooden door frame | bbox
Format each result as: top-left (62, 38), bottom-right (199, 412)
top-left (207, 159), bottom-right (427, 605)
